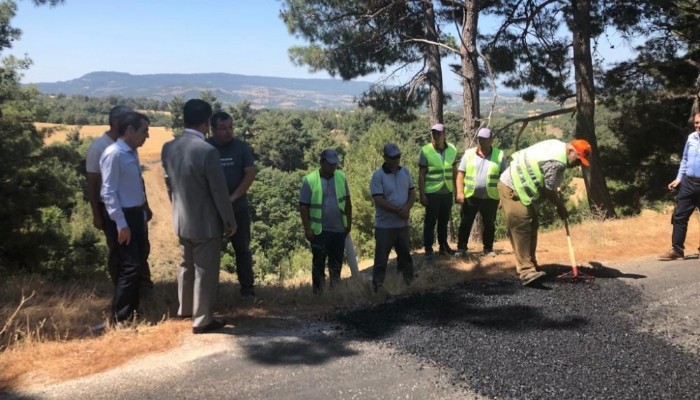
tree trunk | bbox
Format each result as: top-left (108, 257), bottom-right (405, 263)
top-left (423, 0), bottom-right (444, 125)
top-left (461, 0), bottom-right (483, 245)
top-left (461, 0), bottom-right (480, 143)
top-left (689, 68), bottom-right (700, 127)
top-left (572, 0), bottom-right (616, 218)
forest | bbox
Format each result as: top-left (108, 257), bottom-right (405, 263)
top-left (1, 0), bottom-right (698, 283)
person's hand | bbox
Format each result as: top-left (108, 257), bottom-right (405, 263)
top-left (92, 214), bottom-right (104, 230)
top-left (556, 204), bottom-right (569, 220)
top-left (397, 207), bottom-right (411, 220)
top-left (420, 193), bottom-right (428, 207)
top-left (145, 207), bottom-right (153, 222)
top-left (456, 192), bottom-right (464, 204)
top-left (224, 225), bottom-right (237, 238)
top-left (229, 192), bottom-right (241, 202)
top-left (304, 228), bottom-right (315, 242)
top-left (118, 226), bottom-right (131, 245)
top-left (668, 179), bottom-right (681, 191)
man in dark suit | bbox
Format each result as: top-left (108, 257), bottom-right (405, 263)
top-left (161, 99), bottom-right (237, 334)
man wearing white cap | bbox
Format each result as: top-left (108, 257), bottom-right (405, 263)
top-left (455, 128), bottom-right (507, 257)
top-left (418, 123), bottom-right (458, 259)
top-left (299, 149), bottom-right (352, 294)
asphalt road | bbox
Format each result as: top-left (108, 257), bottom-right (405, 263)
top-left (3, 256), bottom-right (699, 400)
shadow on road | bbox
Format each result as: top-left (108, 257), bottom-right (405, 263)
top-left (241, 334), bottom-right (359, 366)
top-left (336, 281), bottom-right (589, 340)
top-left (539, 262), bottom-right (647, 280)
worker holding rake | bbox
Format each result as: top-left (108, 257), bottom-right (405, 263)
top-left (497, 139), bottom-right (592, 286)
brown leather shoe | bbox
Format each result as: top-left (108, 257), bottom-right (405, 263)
top-left (658, 249), bottom-right (683, 261)
top-left (192, 319), bottom-right (226, 334)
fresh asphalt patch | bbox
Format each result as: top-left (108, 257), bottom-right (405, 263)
top-left (335, 275), bottom-right (700, 400)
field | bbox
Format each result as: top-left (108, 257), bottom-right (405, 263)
top-left (0, 123), bottom-right (695, 390)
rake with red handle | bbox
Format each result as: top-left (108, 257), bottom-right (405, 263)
top-left (556, 217), bottom-right (594, 282)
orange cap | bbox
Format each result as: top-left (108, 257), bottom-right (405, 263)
top-left (571, 139), bottom-right (591, 166)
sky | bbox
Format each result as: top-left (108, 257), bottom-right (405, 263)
top-left (7, 0), bottom-right (637, 93)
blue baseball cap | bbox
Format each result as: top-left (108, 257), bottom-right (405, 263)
top-left (320, 149), bottom-right (339, 165)
top-left (383, 143), bottom-right (401, 157)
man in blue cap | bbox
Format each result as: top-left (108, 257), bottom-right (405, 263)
top-left (299, 149), bottom-right (352, 294)
top-left (370, 143), bottom-right (416, 291)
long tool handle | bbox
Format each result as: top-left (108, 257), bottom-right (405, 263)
top-left (345, 235), bottom-right (360, 279)
top-left (564, 218), bottom-right (578, 270)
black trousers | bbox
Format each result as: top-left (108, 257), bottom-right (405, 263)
top-left (100, 203), bottom-right (151, 287)
top-left (372, 226), bottom-right (414, 289)
top-left (228, 209), bottom-right (255, 296)
top-left (423, 192), bottom-right (454, 253)
top-left (671, 176), bottom-right (700, 254)
top-left (104, 207), bottom-right (147, 322)
top-left (310, 231), bottom-right (346, 293)
top-left (457, 196), bottom-right (500, 252)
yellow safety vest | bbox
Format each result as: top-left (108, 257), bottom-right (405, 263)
top-left (463, 147), bottom-right (503, 200)
top-left (303, 169), bottom-right (347, 235)
top-left (509, 139), bottom-right (568, 206)
top-left (421, 143), bottom-right (457, 193)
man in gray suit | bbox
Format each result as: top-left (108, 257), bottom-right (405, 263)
top-left (161, 99), bottom-right (237, 334)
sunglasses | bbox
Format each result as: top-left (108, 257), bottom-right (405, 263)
top-left (387, 154), bottom-right (401, 160)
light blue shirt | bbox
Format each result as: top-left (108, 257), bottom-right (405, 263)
top-left (100, 139), bottom-right (145, 229)
top-left (676, 132), bottom-right (700, 180)
top-left (370, 164), bottom-right (415, 229)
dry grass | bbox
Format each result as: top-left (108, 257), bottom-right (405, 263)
top-left (2, 125), bottom-right (693, 391)
top-left (39, 123), bottom-right (173, 162)
top-left (0, 321), bottom-right (186, 390)
top-left (0, 206), bottom-right (690, 391)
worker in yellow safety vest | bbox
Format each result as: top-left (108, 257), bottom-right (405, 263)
top-left (498, 139), bottom-right (592, 286)
top-left (418, 123), bottom-right (458, 259)
top-left (299, 149), bottom-right (352, 294)
top-left (455, 128), bottom-right (507, 258)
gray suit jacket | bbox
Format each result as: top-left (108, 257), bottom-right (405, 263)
top-left (161, 130), bottom-right (236, 239)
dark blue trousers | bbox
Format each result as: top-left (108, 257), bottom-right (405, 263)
top-left (104, 207), bottom-right (147, 322)
top-left (311, 231), bottom-right (346, 293)
top-left (457, 196), bottom-right (499, 252)
top-left (423, 192), bottom-right (453, 253)
top-left (671, 176), bottom-right (700, 254)
top-left (228, 209), bottom-right (255, 296)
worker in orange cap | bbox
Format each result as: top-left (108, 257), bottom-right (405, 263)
top-left (497, 138), bottom-right (592, 286)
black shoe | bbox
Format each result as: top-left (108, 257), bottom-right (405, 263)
top-left (192, 319), bottom-right (226, 334)
top-left (141, 278), bottom-right (155, 290)
top-left (173, 314), bottom-right (192, 320)
top-left (439, 247), bottom-right (455, 256)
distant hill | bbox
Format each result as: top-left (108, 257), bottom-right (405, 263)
top-left (28, 71), bottom-right (532, 110)
top-left (29, 71), bottom-right (375, 109)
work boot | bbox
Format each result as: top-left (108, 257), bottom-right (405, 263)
top-left (521, 270), bottom-right (547, 286)
top-left (658, 248), bottom-right (683, 261)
